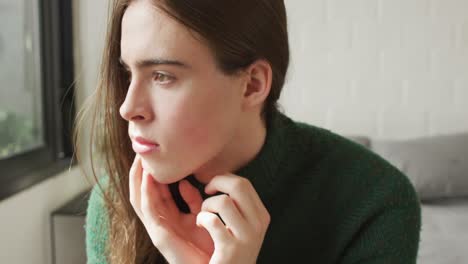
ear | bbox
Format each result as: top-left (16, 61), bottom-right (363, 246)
top-left (241, 59), bottom-right (272, 111)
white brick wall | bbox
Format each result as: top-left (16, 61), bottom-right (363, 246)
top-left (281, 0), bottom-right (468, 140)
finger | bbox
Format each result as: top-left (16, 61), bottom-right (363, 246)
top-left (201, 194), bottom-right (249, 238)
top-left (145, 221), bottom-right (210, 264)
top-left (196, 211), bottom-right (232, 247)
top-left (179, 179), bottom-right (203, 214)
top-left (153, 177), bottom-right (181, 216)
top-left (205, 174), bottom-right (267, 228)
top-left (129, 155), bottom-right (143, 217)
top-left (140, 169), bottom-right (165, 223)
top-left (155, 176), bottom-right (172, 201)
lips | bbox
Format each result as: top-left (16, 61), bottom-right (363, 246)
top-left (134, 136), bottom-right (159, 146)
top-left (131, 136), bottom-right (159, 154)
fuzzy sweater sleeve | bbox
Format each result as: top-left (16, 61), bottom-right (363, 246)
top-left (85, 180), bottom-right (110, 264)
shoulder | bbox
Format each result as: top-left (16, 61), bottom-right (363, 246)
top-left (277, 116), bottom-right (421, 261)
top-left (293, 119), bottom-right (420, 209)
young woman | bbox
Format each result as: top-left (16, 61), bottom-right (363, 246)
top-left (78, 0), bottom-right (421, 263)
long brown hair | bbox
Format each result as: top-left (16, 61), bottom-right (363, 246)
top-left (74, 0), bottom-right (289, 263)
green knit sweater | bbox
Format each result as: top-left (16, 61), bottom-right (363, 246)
top-left (85, 112), bottom-right (421, 263)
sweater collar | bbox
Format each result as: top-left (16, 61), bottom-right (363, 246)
top-left (233, 111), bottom-right (299, 206)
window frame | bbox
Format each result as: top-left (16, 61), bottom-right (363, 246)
top-left (0, 0), bottom-right (76, 202)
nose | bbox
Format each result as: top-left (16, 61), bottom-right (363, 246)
top-left (119, 80), bottom-right (152, 122)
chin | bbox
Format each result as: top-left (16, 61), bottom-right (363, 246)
top-left (148, 168), bottom-right (183, 184)
top-left (152, 174), bottom-right (180, 184)
top-left (142, 159), bottom-right (190, 185)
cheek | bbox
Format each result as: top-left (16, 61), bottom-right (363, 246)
top-left (173, 102), bottom-right (224, 148)
top-left (168, 90), bottom-right (238, 150)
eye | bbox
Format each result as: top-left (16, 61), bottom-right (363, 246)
top-left (153, 72), bottom-right (173, 84)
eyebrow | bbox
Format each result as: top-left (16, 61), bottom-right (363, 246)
top-left (119, 57), bottom-right (191, 69)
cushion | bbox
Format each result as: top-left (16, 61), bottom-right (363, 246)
top-left (418, 198), bottom-right (468, 263)
top-left (370, 133), bottom-right (468, 201)
top-left (345, 135), bottom-right (371, 148)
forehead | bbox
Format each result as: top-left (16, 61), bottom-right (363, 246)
top-left (120, 0), bottom-right (212, 66)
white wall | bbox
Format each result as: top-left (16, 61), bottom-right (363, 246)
top-left (281, 0), bottom-right (468, 139)
top-left (0, 168), bottom-right (89, 263)
top-left (0, 0), bottom-right (109, 263)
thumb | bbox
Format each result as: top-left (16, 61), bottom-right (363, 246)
top-left (179, 180), bottom-right (203, 214)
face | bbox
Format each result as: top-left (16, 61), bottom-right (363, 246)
top-left (119, 0), bottom-right (246, 184)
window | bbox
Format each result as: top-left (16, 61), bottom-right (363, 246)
top-left (0, 0), bottom-right (75, 201)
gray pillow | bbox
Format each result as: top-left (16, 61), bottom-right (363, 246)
top-left (346, 135), bottom-right (371, 148)
top-left (370, 133), bottom-right (468, 201)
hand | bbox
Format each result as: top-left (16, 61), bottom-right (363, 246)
top-left (129, 155), bottom-right (214, 264)
top-left (197, 173), bottom-right (271, 264)
top-left (129, 155), bottom-right (271, 264)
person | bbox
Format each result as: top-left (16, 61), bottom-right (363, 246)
top-left (78, 0), bottom-right (421, 263)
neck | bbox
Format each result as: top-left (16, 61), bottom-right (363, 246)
top-left (193, 113), bottom-right (267, 185)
